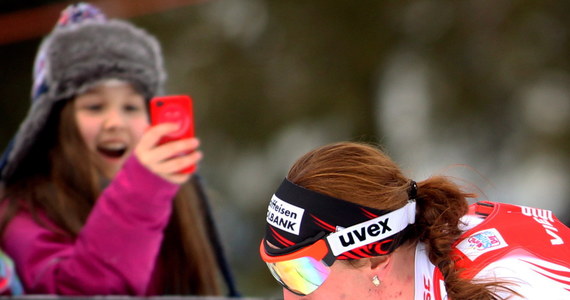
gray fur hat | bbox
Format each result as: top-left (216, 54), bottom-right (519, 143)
top-left (0, 3), bottom-right (166, 181)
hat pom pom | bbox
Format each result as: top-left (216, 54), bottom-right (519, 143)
top-left (56, 2), bottom-right (107, 28)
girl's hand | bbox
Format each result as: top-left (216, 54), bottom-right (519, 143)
top-left (135, 123), bottom-right (202, 184)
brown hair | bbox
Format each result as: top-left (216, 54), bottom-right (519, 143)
top-left (1, 100), bottom-right (221, 295)
top-left (287, 142), bottom-right (516, 300)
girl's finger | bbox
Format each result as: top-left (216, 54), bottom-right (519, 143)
top-left (155, 150), bottom-right (202, 174)
top-left (137, 123), bottom-right (179, 151)
top-left (163, 173), bottom-right (192, 185)
top-left (151, 138), bottom-right (200, 163)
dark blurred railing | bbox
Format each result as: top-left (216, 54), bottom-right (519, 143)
top-left (3, 297), bottom-right (281, 300)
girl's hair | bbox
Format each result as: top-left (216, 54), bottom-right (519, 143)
top-left (0, 100), bottom-right (220, 295)
top-left (287, 142), bottom-right (516, 300)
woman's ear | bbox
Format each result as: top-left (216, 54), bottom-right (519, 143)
top-left (358, 255), bottom-right (391, 288)
top-left (369, 254), bottom-right (390, 271)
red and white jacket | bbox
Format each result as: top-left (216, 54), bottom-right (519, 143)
top-left (415, 201), bottom-right (570, 300)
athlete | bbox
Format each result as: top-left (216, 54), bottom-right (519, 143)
top-left (260, 142), bottom-right (570, 299)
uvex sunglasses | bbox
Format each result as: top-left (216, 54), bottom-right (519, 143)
top-left (260, 201), bottom-right (416, 296)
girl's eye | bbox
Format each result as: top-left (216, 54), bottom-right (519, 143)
top-left (124, 104), bottom-right (143, 112)
top-left (84, 104), bottom-right (103, 111)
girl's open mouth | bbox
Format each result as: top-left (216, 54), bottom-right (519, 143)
top-left (97, 143), bottom-right (127, 159)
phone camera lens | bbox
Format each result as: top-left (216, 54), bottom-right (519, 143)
top-left (156, 101), bottom-right (163, 107)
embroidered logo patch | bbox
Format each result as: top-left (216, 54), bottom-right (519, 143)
top-left (456, 228), bottom-right (508, 261)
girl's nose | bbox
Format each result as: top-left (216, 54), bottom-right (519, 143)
top-left (103, 109), bottom-right (126, 130)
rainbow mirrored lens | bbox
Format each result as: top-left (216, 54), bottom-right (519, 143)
top-left (266, 256), bottom-right (331, 296)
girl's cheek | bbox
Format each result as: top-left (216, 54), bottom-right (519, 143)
top-left (131, 119), bottom-right (150, 141)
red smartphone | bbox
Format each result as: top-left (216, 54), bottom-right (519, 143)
top-left (150, 95), bottom-right (196, 174)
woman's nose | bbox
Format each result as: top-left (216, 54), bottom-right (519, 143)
top-left (283, 289), bottom-right (306, 300)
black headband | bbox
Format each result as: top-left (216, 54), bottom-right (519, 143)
top-left (264, 178), bottom-right (416, 259)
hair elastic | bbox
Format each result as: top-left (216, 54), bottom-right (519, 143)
top-left (408, 180), bottom-right (418, 199)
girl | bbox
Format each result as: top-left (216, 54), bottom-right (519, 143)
top-left (0, 3), bottom-right (236, 296)
top-left (260, 142), bottom-right (570, 299)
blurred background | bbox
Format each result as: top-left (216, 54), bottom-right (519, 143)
top-left (1, 0), bottom-right (569, 298)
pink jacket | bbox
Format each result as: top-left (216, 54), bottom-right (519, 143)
top-left (1, 155), bottom-right (179, 295)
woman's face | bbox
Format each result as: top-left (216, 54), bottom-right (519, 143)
top-left (74, 80), bottom-right (149, 179)
top-left (281, 246), bottom-right (416, 300)
top-left (282, 260), bottom-right (375, 300)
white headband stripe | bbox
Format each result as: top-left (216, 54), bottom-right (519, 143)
top-left (326, 201), bottom-right (416, 256)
